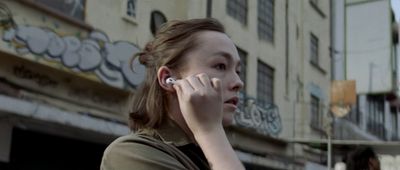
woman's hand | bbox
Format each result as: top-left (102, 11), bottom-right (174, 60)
top-left (172, 73), bottom-right (245, 170)
top-left (172, 73), bottom-right (223, 135)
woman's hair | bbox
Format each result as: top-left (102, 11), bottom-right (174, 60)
top-left (346, 146), bottom-right (378, 170)
top-left (128, 18), bottom-right (225, 130)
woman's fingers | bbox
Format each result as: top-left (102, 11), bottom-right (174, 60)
top-left (171, 73), bottom-right (224, 134)
top-left (197, 73), bottom-right (212, 89)
top-left (174, 74), bottom-right (221, 95)
top-left (172, 83), bottom-right (182, 95)
top-left (187, 75), bottom-right (205, 91)
top-left (211, 77), bottom-right (222, 93)
top-left (178, 78), bottom-right (195, 94)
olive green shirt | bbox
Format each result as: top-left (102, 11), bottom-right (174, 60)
top-left (100, 120), bottom-right (210, 170)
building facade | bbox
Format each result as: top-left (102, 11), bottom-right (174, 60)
top-left (331, 0), bottom-right (400, 168)
top-left (0, 0), bottom-right (332, 169)
top-left (332, 0), bottom-right (399, 143)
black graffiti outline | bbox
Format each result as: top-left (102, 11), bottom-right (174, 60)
top-left (13, 64), bottom-right (58, 88)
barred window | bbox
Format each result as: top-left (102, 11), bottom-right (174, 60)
top-left (367, 95), bottom-right (385, 139)
top-left (33, 0), bottom-right (85, 21)
top-left (310, 33), bottom-right (319, 65)
top-left (310, 94), bottom-right (321, 128)
top-left (226, 0), bottom-right (248, 25)
top-left (346, 96), bottom-right (360, 125)
top-left (391, 107), bottom-right (398, 140)
top-left (257, 0), bottom-right (274, 42)
top-left (257, 61), bottom-right (274, 106)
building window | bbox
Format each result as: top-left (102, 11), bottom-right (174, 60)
top-left (257, 0), bottom-right (274, 42)
top-left (346, 96), bottom-right (360, 125)
top-left (33, 0), bottom-right (85, 21)
top-left (126, 0), bottom-right (137, 18)
top-left (391, 107), bottom-right (398, 140)
top-left (257, 61), bottom-right (274, 106)
top-left (226, 0), bottom-right (248, 25)
top-left (237, 48), bottom-right (247, 110)
top-left (310, 94), bottom-right (321, 128)
top-left (150, 11), bottom-right (167, 36)
top-left (310, 33), bottom-right (319, 65)
top-left (366, 95), bottom-right (385, 139)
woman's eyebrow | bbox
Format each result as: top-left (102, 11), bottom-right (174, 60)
top-left (212, 51), bottom-right (239, 62)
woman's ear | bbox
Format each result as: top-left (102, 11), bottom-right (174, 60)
top-left (368, 157), bottom-right (380, 170)
top-left (157, 66), bottom-right (175, 92)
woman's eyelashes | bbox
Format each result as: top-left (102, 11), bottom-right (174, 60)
top-left (214, 63), bottom-right (227, 71)
top-left (212, 62), bottom-right (241, 76)
top-left (236, 69), bottom-right (241, 75)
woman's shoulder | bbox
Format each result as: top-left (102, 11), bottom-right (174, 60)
top-left (101, 133), bottom-right (188, 170)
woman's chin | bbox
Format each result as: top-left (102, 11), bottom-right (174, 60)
top-left (222, 113), bottom-right (234, 127)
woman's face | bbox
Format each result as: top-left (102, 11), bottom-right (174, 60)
top-left (178, 31), bottom-right (244, 125)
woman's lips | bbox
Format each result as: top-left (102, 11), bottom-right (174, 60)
top-left (224, 97), bottom-right (239, 111)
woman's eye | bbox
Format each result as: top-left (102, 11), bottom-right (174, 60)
top-left (215, 63), bottom-right (227, 70)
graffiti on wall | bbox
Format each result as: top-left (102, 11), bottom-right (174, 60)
top-left (0, 3), bottom-right (145, 89)
top-left (2, 26), bottom-right (145, 89)
top-left (234, 97), bottom-right (282, 136)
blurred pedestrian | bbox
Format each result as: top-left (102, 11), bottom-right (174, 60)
top-left (346, 146), bottom-right (380, 170)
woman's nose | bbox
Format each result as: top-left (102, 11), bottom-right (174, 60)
top-left (231, 74), bottom-right (244, 92)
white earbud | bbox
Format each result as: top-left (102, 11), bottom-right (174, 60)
top-left (166, 77), bottom-right (176, 85)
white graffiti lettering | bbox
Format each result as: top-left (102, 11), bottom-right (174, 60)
top-left (3, 26), bottom-right (146, 89)
top-left (234, 98), bottom-right (282, 136)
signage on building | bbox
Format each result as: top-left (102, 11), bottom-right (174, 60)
top-left (330, 80), bottom-right (356, 117)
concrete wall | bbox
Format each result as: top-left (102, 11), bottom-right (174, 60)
top-left (282, 0), bottom-right (331, 140)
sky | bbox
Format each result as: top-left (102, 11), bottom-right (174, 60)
top-left (392, 0), bottom-right (400, 21)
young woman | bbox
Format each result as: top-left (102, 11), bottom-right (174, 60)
top-left (101, 18), bottom-right (245, 170)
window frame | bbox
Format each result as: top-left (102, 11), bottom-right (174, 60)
top-left (150, 10), bottom-right (167, 36)
top-left (17, 0), bottom-right (91, 30)
top-left (310, 33), bottom-right (319, 65)
top-left (226, 0), bottom-right (248, 25)
top-left (257, 0), bottom-right (274, 42)
top-left (310, 94), bottom-right (321, 129)
top-left (257, 60), bottom-right (274, 106)
top-left (366, 95), bottom-right (386, 139)
top-left (121, 0), bottom-right (138, 25)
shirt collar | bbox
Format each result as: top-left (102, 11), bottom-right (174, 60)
top-left (137, 118), bottom-right (192, 147)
